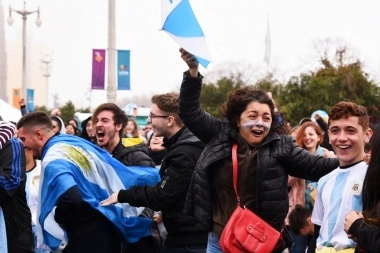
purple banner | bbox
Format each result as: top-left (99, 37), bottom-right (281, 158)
top-left (91, 49), bottom-right (106, 90)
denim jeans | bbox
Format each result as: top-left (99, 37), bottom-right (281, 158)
top-left (206, 233), bottom-right (222, 253)
top-left (161, 244), bottom-right (206, 253)
top-left (289, 229), bottom-right (310, 253)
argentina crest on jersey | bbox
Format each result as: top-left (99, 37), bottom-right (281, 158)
top-left (349, 179), bottom-right (363, 195)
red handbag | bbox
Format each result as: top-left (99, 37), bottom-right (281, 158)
top-left (220, 144), bottom-right (281, 253)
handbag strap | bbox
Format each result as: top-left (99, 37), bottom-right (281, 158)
top-left (232, 144), bottom-right (240, 206)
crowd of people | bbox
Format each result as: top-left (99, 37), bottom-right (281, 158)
top-left (0, 48), bottom-right (379, 253)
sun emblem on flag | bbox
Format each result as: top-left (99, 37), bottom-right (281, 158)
top-left (62, 145), bottom-right (93, 176)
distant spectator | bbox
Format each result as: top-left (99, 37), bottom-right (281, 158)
top-left (144, 123), bottom-right (153, 141)
top-left (80, 116), bottom-right (96, 144)
top-left (313, 113), bottom-right (333, 151)
top-left (50, 116), bottom-right (65, 134)
top-left (68, 118), bottom-right (81, 135)
top-left (65, 123), bottom-right (77, 135)
top-left (122, 119), bottom-right (144, 147)
top-left (147, 135), bottom-right (167, 168)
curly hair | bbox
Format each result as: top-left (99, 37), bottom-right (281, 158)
top-left (328, 101), bottom-right (369, 131)
top-left (220, 87), bottom-right (287, 134)
top-left (288, 204), bottom-right (312, 235)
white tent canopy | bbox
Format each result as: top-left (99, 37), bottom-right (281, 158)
top-left (0, 99), bottom-right (22, 122)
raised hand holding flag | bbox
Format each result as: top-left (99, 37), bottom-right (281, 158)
top-left (161, 0), bottom-right (212, 68)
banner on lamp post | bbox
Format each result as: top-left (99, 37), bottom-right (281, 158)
top-left (26, 89), bottom-right (35, 112)
top-left (117, 50), bottom-right (131, 90)
top-left (91, 49), bottom-right (106, 90)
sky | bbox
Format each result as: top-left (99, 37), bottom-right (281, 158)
top-left (3, 0), bottom-right (380, 110)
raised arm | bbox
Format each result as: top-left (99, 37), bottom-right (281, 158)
top-left (178, 48), bottom-right (225, 144)
top-left (279, 136), bottom-right (339, 181)
top-left (19, 98), bottom-right (29, 116)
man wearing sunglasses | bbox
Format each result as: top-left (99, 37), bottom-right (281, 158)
top-left (101, 93), bottom-right (208, 253)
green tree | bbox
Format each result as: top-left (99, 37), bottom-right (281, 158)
top-left (278, 59), bottom-right (380, 126)
top-left (253, 76), bottom-right (283, 104)
top-left (60, 101), bottom-right (76, 124)
top-left (34, 105), bottom-right (50, 115)
top-left (200, 74), bottom-right (244, 118)
top-left (78, 107), bottom-right (91, 113)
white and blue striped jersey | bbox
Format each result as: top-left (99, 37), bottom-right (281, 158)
top-left (311, 161), bottom-right (367, 250)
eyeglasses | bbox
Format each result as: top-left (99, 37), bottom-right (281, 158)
top-left (149, 112), bottom-right (169, 119)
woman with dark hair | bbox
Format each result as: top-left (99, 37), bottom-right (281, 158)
top-left (65, 123), bottom-right (77, 135)
top-left (344, 125), bottom-right (380, 253)
top-left (80, 116), bottom-right (96, 143)
top-left (123, 119), bottom-right (140, 138)
top-left (178, 49), bottom-right (339, 252)
top-left (50, 116), bottom-right (65, 134)
top-left (68, 118), bottom-right (81, 135)
top-left (122, 119), bottom-right (144, 147)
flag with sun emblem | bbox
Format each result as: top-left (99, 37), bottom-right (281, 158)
top-left (37, 135), bottom-right (160, 252)
top-left (117, 50), bottom-right (131, 90)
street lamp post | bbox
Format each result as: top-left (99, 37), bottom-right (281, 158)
top-left (7, 2), bottom-right (41, 100)
top-left (41, 53), bottom-right (52, 109)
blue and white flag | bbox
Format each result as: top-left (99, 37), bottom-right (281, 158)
top-left (161, 0), bottom-right (212, 68)
top-left (37, 135), bottom-right (160, 252)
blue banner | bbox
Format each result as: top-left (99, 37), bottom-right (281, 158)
top-left (26, 89), bottom-right (35, 112)
top-left (117, 50), bottom-right (131, 90)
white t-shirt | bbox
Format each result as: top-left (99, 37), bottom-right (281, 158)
top-left (26, 161), bottom-right (42, 225)
top-left (311, 161), bottom-right (367, 250)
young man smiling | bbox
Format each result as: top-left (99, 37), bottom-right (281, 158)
top-left (309, 101), bottom-right (372, 253)
top-left (92, 103), bottom-right (154, 167)
top-left (101, 93), bottom-right (208, 253)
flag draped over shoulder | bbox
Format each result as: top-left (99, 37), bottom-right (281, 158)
top-left (37, 135), bottom-right (161, 252)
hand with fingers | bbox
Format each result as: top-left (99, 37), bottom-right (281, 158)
top-left (100, 192), bottom-right (119, 206)
top-left (344, 210), bottom-right (363, 233)
top-left (19, 98), bottom-right (26, 107)
top-left (179, 48), bottom-right (199, 77)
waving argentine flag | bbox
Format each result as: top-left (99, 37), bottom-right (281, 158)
top-left (37, 135), bottom-right (160, 252)
top-left (161, 0), bottom-right (212, 68)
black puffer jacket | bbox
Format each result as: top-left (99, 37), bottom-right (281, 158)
top-left (118, 127), bottom-right (208, 247)
top-left (112, 141), bottom-right (155, 168)
top-left (178, 71), bottom-right (340, 232)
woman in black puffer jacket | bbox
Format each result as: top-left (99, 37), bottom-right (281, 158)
top-left (178, 48), bottom-right (339, 253)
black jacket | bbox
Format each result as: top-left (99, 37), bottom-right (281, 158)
top-left (0, 139), bottom-right (34, 253)
top-left (118, 127), bottom-right (208, 247)
top-left (178, 71), bottom-right (340, 232)
top-left (349, 218), bottom-right (380, 253)
top-left (112, 141), bottom-right (155, 168)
